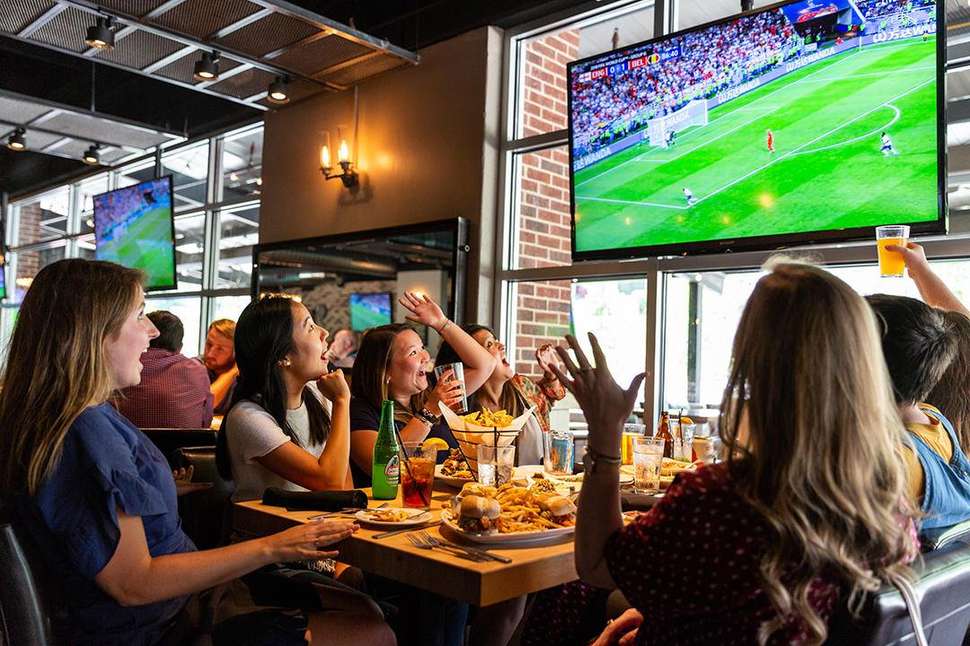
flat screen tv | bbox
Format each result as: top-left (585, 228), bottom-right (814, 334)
top-left (93, 176), bottom-right (177, 290)
top-left (0, 261), bottom-right (6, 300)
top-left (349, 292), bottom-right (393, 331)
top-left (567, 0), bottom-right (945, 260)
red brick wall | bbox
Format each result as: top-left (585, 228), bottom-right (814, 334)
top-left (513, 29), bottom-right (578, 378)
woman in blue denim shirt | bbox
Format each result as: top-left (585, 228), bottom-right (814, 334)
top-left (0, 259), bottom-right (393, 646)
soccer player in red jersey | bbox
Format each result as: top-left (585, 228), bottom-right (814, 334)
top-left (766, 129), bottom-right (775, 154)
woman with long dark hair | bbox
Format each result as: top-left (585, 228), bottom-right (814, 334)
top-left (0, 259), bottom-right (389, 646)
top-left (436, 325), bottom-right (564, 464)
top-left (220, 296), bottom-right (352, 500)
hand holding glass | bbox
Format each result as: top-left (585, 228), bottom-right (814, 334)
top-left (876, 225), bottom-right (910, 278)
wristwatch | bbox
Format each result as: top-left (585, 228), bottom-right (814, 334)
top-left (416, 407), bottom-right (440, 425)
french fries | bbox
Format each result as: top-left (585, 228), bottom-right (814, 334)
top-left (462, 407), bottom-right (515, 428)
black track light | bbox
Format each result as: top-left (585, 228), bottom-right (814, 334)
top-left (267, 76), bottom-right (290, 104)
top-left (85, 16), bottom-right (115, 50)
top-left (82, 144), bottom-right (101, 166)
top-left (193, 51), bottom-right (221, 82)
top-left (7, 127), bottom-right (26, 152)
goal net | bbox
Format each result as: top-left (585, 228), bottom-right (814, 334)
top-left (647, 100), bottom-right (709, 148)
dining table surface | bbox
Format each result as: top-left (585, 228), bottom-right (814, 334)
top-left (232, 484), bottom-right (578, 607)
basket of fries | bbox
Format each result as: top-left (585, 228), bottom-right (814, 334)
top-left (438, 402), bottom-right (535, 478)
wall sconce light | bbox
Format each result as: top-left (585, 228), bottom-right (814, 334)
top-left (319, 132), bottom-right (358, 188)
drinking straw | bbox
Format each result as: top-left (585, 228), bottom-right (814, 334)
top-left (394, 428), bottom-right (429, 506)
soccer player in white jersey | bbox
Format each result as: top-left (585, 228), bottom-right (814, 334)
top-left (683, 187), bottom-right (696, 206)
top-left (880, 131), bottom-right (898, 156)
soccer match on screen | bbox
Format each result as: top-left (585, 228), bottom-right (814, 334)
top-left (569, 0), bottom-right (940, 256)
top-left (93, 177), bottom-right (176, 288)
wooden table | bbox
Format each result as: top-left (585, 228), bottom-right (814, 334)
top-left (233, 487), bottom-right (578, 606)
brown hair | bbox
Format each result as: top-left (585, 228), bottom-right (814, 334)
top-left (208, 318), bottom-right (236, 341)
top-left (351, 324), bottom-right (425, 421)
top-left (0, 259), bottom-right (145, 494)
top-left (719, 259), bottom-right (916, 644)
top-left (925, 310), bottom-right (970, 451)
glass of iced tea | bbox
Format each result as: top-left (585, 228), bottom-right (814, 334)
top-left (876, 225), bottom-right (910, 278)
top-left (400, 442), bottom-right (436, 508)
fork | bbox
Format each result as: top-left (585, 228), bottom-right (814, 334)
top-left (414, 531), bottom-right (513, 564)
top-left (406, 532), bottom-right (487, 561)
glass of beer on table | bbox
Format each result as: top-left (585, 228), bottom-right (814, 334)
top-left (400, 442), bottom-right (436, 508)
top-left (876, 225), bottom-right (910, 278)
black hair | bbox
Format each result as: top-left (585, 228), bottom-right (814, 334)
top-left (216, 297), bottom-right (330, 480)
top-left (866, 294), bottom-right (958, 405)
top-left (148, 310), bottom-right (183, 352)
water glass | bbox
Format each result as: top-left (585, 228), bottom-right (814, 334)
top-left (434, 362), bottom-right (468, 414)
top-left (669, 420), bottom-right (695, 461)
top-left (632, 436), bottom-right (665, 494)
top-left (477, 445), bottom-right (516, 486)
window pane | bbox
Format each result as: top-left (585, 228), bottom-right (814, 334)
top-left (162, 144), bottom-right (209, 212)
top-left (173, 213), bottom-right (206, 292)
top-left (515, 4), bottom-right (654, 138)
top-left (145, 296), bottom-right (202, 357)
top-left (11, 245), bottom-right (67, 303)
top-left (512, 146), bottom-right (572, 269)
top-left (216, 205), bottom-right (259, 289)
top-left (117, 162), bottom-right (155, 189)
top-left (661, 259), bottom-right (970, 412)
top-left (11, 188), bottom-right (71, 246)
top-left (78, 174), bottom-right (110, 237)
top-left (221, 127), bottom-right (263, 202)
top-left (0, 306), bottom-right (19, 363)
top-left (212, 295), bottom-right (252, 324)
top-left (508, 276), bottom-right (648, 429)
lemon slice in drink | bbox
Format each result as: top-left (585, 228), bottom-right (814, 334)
top-left (421, 438), bottom-right (450, 452)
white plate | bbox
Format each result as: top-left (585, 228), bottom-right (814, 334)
top-left (435, 463), bottom-right (475, 488)
top-left (354, 508), bottom-right (432, 527)
top-left (440, 509), bottom-right (575, 546)
top-left (519, 465), bottom-right (632, 487)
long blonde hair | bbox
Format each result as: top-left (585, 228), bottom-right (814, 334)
top-left (719, 259), bottom-right (916, 644)
top-left (0, 259), bottom-right (144, 495)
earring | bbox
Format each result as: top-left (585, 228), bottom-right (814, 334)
top-left (280, 358), bottom-right (292, 368)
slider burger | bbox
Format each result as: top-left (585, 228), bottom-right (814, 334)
top-left (539, 495), bottom-right (577, 526)
top-left (458, 495), bottom-right (501, 534)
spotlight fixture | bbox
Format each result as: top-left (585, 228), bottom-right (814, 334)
top-left (82, 144), bottom-right (101, 166)
top-left (6, 127), bottom-right (26, 152)
top-left (267, 76), bottom-right (290, 105)
top-left (193, 51), bottom-right (221, 82)
top-left (85, 16), bottom-right (115, 50)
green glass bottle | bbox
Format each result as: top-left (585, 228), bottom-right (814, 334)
top-left (371, 400), bottom-right (400, 500)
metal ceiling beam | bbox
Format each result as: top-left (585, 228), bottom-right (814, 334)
top-left (141, 44), bottom-right (196, 74)
top-left (208, 8), bottom-right (274, 39)
top-left (195, 62), bottom-right (254, 89)
top-left (0, 31), bottom-right (270, 112)
top-left (262, 30), bottom-right (331, 60)
top-left (0, 116), bottom-right (157, 150)
top-left (18, 4), bottom-right (67, 37)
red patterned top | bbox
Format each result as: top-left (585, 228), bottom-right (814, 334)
top-left (117, 348), bottom-right (214, 429)
top-left (606, 463), bottom-right (915, 645)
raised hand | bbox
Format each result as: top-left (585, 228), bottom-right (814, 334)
top-left (317, 369), bottom-right (350, 402)
top-left (551, 333), bottom-right (644, 457)
top-left (399, 291), bottom-right (447, 331)
top-left (536, 343), bottom-right (560, 377)
top-left (884, 240), bottom-right (929, 274)
top-left (264, 518), bottom-right (358, 562)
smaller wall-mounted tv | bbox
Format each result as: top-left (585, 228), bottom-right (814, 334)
top-left (0, 261), bottom-right (6, 300)
top-left (93, 176), bottom-right (177, 290)
top-left (349, 292), bottom-right (392, 331)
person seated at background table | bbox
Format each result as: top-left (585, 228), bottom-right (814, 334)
top-left (218, 296), bottom-right (353, 502)
top-left (0, 259), bottom-right (392, 646)
top-left (542, 260), bottom-right (918, 646)
top-left (348, 292), bottom-right (495, 487)
top-left (866, 294), bottom-right (970, 531)
top-left (327, 328), bottom-right (360, 375)
top-left (435, 326), bottom-right (565, 464)
top-left (116, 310), bottom-right (213, 429)
top-left (200, 318), bottom-right (238, 415)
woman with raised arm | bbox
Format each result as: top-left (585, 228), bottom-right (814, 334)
top-left (348, 292), bottom-right (495, 487)
top-left (436, 326), bottom-right (565, 464)
top-left (0, 259), bottom-right (392, 646)
top-left (552, 261), bottom-right (918, 645)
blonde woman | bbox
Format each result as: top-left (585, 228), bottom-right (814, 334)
top-left (556, 261), bottom-right (918, 645)
top-left (0, 259), bottom-right (393, 646)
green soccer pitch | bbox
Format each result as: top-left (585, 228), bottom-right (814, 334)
top-left (573, 37), bottom-right (939, 254)
top-left (97, 204), bottom-right (175, 288)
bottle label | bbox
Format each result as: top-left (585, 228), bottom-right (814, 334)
top-left (384, 455), bottom-right (400, 483)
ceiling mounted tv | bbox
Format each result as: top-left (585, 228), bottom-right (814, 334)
top-left (567, 0), bottom-right (945, 260)
top-left (93, 176), bottom-right (177, 290)
top-left (349, 292), bottom-right (393, 331)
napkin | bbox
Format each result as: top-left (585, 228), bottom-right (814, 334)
top-left (261, 488), bottom-right (368, 511)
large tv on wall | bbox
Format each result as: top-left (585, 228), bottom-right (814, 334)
top-left (93, 176), bottom-right (177, 290)
top-left (567, 0), bottom-right (945, 260)
top-left (349, 292), bottom-right (393, 331)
